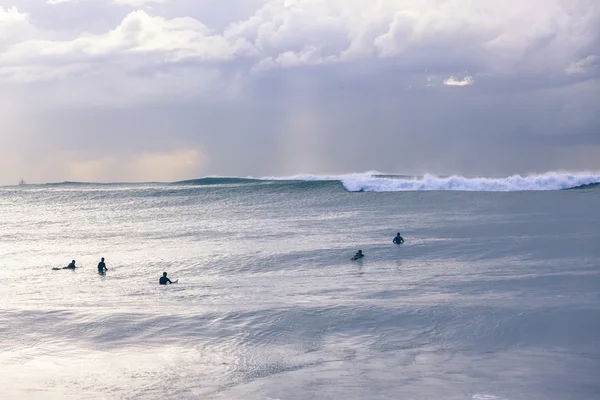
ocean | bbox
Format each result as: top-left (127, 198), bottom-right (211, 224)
top-left (0, 172), bottom-right (599, 400)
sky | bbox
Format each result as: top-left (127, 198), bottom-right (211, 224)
top-left (0, 0), bottom-right (599, 184)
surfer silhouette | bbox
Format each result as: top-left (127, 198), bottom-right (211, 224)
top-left (393, 233), bottom-right (404, 244)
top-left (351, 250), bottom-right (364, 260)
top-left (97, 257), bottom-right (107, 273)
top-left (53, 260), bottom-right (77, 270)
top-left (159, 272), bottom-right (178, 285)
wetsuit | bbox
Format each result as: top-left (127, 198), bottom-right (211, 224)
top-left (98, 261), bottom-right (106, 272)
top-left (159, 276), bottom-right (173, 285)
top-left (393, 235), bottom-right (404, 244)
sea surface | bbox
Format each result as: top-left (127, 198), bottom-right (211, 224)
top-left (0, 172), bottom-right (599, 400)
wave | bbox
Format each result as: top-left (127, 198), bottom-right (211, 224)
top-left (258, 171), bottom-right (600, 192)
top-left (9, 172), bottom-right (600, 192)
top-left (338, 172), bottom-right (600, 192)
top-left (564, 182), bottom-right (600, 190)
top-left (173, 177), bottom-right (262, 186)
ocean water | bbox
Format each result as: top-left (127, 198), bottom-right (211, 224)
top-left (0, 173), bottom-right (599, 400)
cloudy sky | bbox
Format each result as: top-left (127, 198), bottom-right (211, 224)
top-left (0, 0), bottom-right (599, 184)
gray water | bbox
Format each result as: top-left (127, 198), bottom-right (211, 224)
top-left (0, 180), bottom-right (599, 399)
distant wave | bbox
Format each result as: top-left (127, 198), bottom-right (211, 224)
top-left (173, 177), bottom-right (262, 186)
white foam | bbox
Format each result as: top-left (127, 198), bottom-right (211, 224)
top-left (340, 172), bottom-right (600, 192)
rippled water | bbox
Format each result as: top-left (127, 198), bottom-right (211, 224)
top-left (0, 182), bottom-right (599, 399)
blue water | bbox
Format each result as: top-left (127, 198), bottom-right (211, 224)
top-left (0, 174), bottom-right (599, 399)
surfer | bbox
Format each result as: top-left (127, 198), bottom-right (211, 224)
top-left (159, 272), bottom-right (177, 285)
top-left (351, 250), bottom-right (364, 260)
top-left (97, 257), bottom-right (107, 273)
top-left (54, 260), bottom-right (77, 270)
top-left (393, 233), bottom-right (404, 244)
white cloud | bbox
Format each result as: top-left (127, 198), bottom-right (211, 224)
top-left (1, 10), bottom-right (244, 63)
top-left (5, 2), bottom-right (597, 64)
top-left (0, 5), bottom-right (28, 21)
top-left (443, 76), bottom-right (474, 86)
top-left (0, 6), bottom-right (37, 49)
top-left (0, 0), bottom-right (598, 98)
top-left (566, 55), bottom-right (599, 75)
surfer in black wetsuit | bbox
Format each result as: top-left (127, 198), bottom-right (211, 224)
top-left (52, 260), bottom-right (78, 270)
top-left (351, 250), bottom-right (364, 260)
top-left (393, 232), bottom-right (404, 244)
top-left (159, 272), bottom-right (177, 285)
top-left (97, 257), bottom-right (107, 273)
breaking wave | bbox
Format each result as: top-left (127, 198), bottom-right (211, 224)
top-left (338, 172), bottom-right (600, 192)
top-left (259, 171), bottom-right (600, 192)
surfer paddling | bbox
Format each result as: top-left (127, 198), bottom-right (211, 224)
top-left (53, 260), bottom-right (78, 270)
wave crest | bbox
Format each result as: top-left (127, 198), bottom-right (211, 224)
top-left (340, 173), bottom-right (600, 192)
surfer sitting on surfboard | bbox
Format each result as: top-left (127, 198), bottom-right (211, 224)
top-left (159, 272), bottom-right (178, 285)
top-left (351, 250), bottom-right (364, 260)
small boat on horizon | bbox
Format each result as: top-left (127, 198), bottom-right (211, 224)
top-left (18, 178), bottom-right (26, 186)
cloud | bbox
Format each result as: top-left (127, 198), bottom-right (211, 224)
top-left (443, 76), bottom-right (474, 86)
top-left (0, 5), bottom-right (28, 21)
top-left (3, 0), bottom-right (599, 86)
top-left (0, 9), bottom-right (251, 99)
top-left (1, 10), bottom-right (243, 64)
top-left (0, 6), bottom-right (37, 49)
top-left (0, 0), bottom-right (599, 183)
top-left (566, 55), bottom-right (599, 74)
